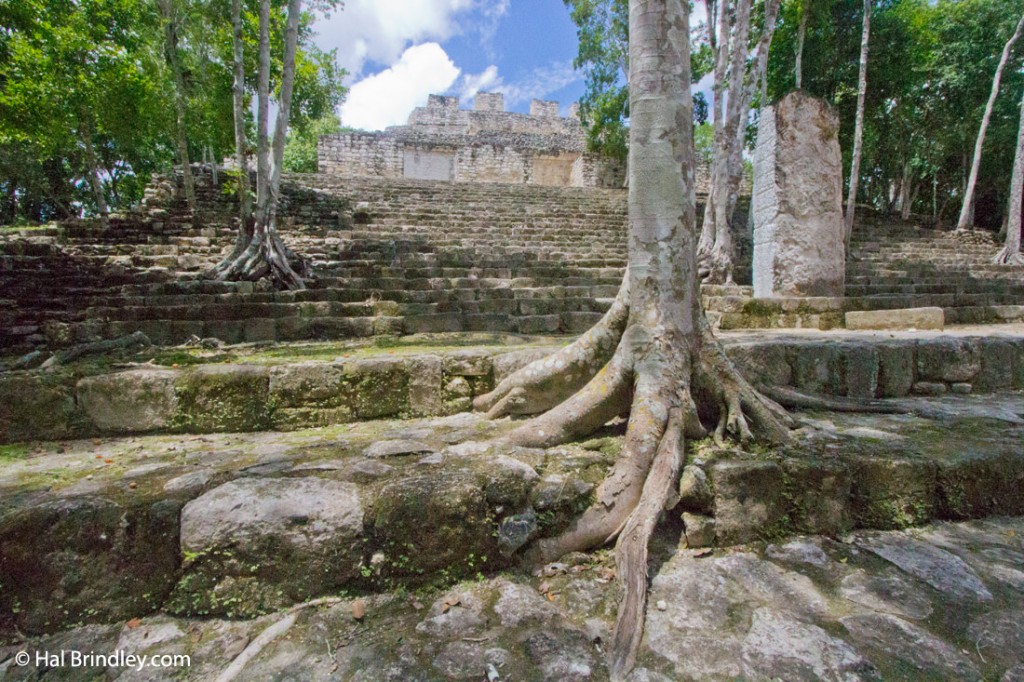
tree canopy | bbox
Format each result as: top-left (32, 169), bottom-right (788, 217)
top-left (0, 0), bottom-right (346, 225)
top-left (567, 0), bottom-right (1024, 229)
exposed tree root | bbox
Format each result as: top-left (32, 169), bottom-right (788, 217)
top-left (762, 384), bottom-right (1024, 424)
top-left (493, 311), bottom-right (794, 680)
top-left (474, 276), bottom-right (630, 418)
top-left (212, 219), bottom-right (310, 290)
top-left (215, 596), bottom-right (345, 682)
top-left (609, 404), bottom-right (685, 678)
top-left (992, 246), bottom-right (1024, 265)
top-left (697, 242), bottom-right (735, 285)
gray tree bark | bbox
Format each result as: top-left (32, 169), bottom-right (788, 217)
top-left (476, 2), bottom-right (793, 678)
top-left (994, 86), bottom-right (1024, 264)
top-left (844, 0), bottom-right (871, 243)
top-left (79, 113), bottom-right (110, 228)
top-left (795, 1), bottom-right (808, 89)
top-left (957, 14), bottom-right (1024, 231)
top-left (158, 0), bottom-right (196, 216)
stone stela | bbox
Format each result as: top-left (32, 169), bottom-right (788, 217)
top-left (317, 93), bottom-right (626, 188)
top-left (752, 92), bottom-right (846, 298)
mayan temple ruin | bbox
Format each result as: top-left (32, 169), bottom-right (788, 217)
top-left (318, 92), bottom-right (627, 188)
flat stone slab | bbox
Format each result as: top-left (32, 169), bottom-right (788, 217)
top-left (846, 307), bottom-right (945, 331)
top-left (6, 516), bottom-right (1023, 681)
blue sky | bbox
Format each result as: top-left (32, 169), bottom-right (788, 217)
top-left (312, 1), bottom-right (588, 130)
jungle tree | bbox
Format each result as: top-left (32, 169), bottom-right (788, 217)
top-left (475, 0), bottom-right (794, 676)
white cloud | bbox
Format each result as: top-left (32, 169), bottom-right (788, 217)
top-left (476, 0), bottom-right (510, 57)
top-left (341, 43), bottom-right (461, 131)
top-left (459, 65), bottom-right (501, 102)
top-left (495, 61), bottom-right (581, 107)
top-left (315, 0), bottom-right (475, 76)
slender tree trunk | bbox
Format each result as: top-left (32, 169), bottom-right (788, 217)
top-left (213, 0), bottom-right (307, 289)
top-left (795, 2), bottom-right (808, 89)
top-left (230, 0), bottom-right (252, 247)
top-left (994, 86), bottom-right (1024, 264)
top-left (844, 0), bottom-right (871, 244)
top-left (473, 2), bottom-right (794, 678)
top-left (700, 0), bottom-right (753, 284)
top-left (958, 14), bottom-right (1024, 231)
top-left (158, 0), bottom-right (196, 215)
top-left (757, 0), bottom-right (782, 106)
top-left (698, 0), bottom-right (732, 275)
top-left (79, 113), bottom-right (110, 228)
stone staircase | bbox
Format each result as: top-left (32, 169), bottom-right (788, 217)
top-left (1, 169), bottom-right (1022, 351)
top-left (702, 218), bottom-right (1024, 330)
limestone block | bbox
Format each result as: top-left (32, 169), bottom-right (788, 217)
top-left (0, 373), bottom-right (80, 443)
top-left (916, 338), bottom-right (981, 383)
top-left (846, 307), bottom-right (944, 331)
top-left (77, 369), bottom-right (178, 434)
top-left (849, 457), bottom-right (937, 529)
top-left (176, 477), bottom-right (364, 613)
top-left (877, 341), bottom-right (915, 397)
top-left (752, 92), bottom-right (845, 298)
top-left (711, 460), bottom-right (785, 545)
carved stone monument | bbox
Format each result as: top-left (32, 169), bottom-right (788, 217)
top-left (752, 92), bottom-right (845, 298)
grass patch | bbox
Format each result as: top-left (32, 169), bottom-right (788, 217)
top-left (0, 443), bottom-right (32, 462)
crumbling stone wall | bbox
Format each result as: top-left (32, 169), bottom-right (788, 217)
top-left (319, 93), bottom-right (627, 188)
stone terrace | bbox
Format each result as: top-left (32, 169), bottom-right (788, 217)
top-left (1, 168), bottom-right (1022, 351)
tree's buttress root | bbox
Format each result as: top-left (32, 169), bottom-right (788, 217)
top-left (212, 221), bottom-right (310, 290)
top-left (487, 312), bottom-right (796, 680)
top-left (473, 275), bottom-right (631, 418)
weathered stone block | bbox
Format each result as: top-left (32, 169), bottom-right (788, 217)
top-left (1, 496), bottom-right (181, 634)
top-left (877, 342), bottom-right (915, 397)
top-left (791, 343), bottom-right (844, 395)
top-left (174, 365), bottom-right (272, 433)
top-left (843, 344), bottom-right (879, 399)
top-left (916, 338), bottom-right (981, 383)
top-left (845, 307), bottom-right (944, 331)
top-left (726, 341), bottom-right (793, 387)
top-left (752, 92), bottom-right (845, 298)
top-left (973, 338), bottom-right (1017, 392)
top-left (937, 452), bottom-right (1024, 519)
top-left (850, 457), bottom-right (937, 530)
top-left (678, 465), bottom-right (714, 514)
top-left (173, 477), bottom-right (364, 616)
top-left (77, 369), bottom-right (178, 434)
top-left (711, 460), bottom-right (785, 545)
top-left (0, 374), bottom-right (80, 443)
top-left (681, 513), bottom-right (716, 548)
top-left (782, 459), bottom-right (852, 535)
top-left (407, 355), bottom-right (444, 416)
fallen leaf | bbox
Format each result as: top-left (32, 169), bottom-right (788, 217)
top-left (104, 459), bottom-right (114, 464)
top-left (126, 618), bottom-right (142, 629)
top-left (546, 593), bottom-right (556, 602)
top-left (538, 581), bottom-right (551, 594)
top-left (351, 599), bottom-right (366, 621)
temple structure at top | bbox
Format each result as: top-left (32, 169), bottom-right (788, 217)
top-left (317, 93), bottom-right (626, 188)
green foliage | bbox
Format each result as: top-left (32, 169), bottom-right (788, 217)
top-left (766, 0), bottom-right (1024, 228)
top-left (0, 0), bottom-right (346, 225)
top-left (283, 112), bottom-right (342, 173)
top-left (563, 0), bottom-right (711, 160)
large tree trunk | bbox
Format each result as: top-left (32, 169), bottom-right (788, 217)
top-left (957, 14), bottom-right (1024, 231)
top-left (475, 1), bottom-right (793, 677)
top-left (844, 0), bottom-right (871, 244)
top-left (159, 0), bottom-right (197, 216)
top-left (795, 1), bottom-right (808, 89)
top-left (213, 0), bottom-right (308, 289)
top-left (79, 112), bottom-right (110, 229)
top-left (994, 86), bottom-right (1024, 264)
